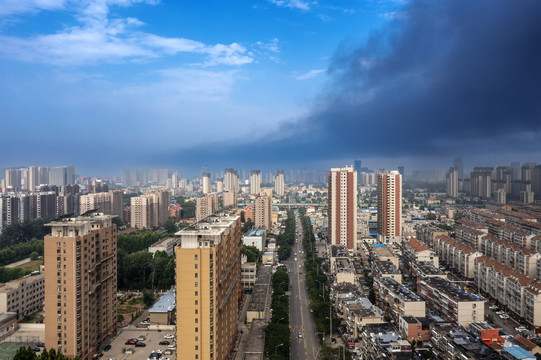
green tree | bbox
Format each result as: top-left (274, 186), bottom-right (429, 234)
top-left (164, 218), bottom-right (178, 234)
top-left (142, 290), bottom-right (155, 307)
top-left (29, 251), bottom-right (39, 261)
top-left (241, 245), bottom-right (262, 263)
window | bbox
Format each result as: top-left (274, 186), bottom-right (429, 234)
top-left (194, 254), bottom-right (198, 260)
top-left (195, 273), bottom-right (198, 278)
top-left (195, 300), bottom-right (198, 305)
top-left (195, 327), bottom-right (198, 332)
top-left (195, 282), bottom-right (198, 287)
top-left (195, 264), bottom-right (198, 269)
top-left (195, 291), bottom-right (198, 296)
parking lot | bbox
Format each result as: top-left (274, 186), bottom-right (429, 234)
top-left (103, 329), bottom-right (176, 360)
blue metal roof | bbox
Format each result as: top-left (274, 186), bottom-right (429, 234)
top-left (504, 347), bottom-right (535, 359)
top-left (372, 244), bottom-right (386, 247)
top-left (149, 290), bottom-right (175, 313)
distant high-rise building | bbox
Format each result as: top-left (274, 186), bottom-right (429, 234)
top-left (532, 165), bottom-right (541, 200)
top-left (44, 212), bottom-right (117, 359)
top-left (398, 166), bottom-right (405, 178)
top-left (328, 166), bottom-right (357, 249)
top-left (5, 169), bottom-right (22, 190)
top-left (28, 166), bottom-right (39, 191)
top-left (494, 189), bottom-right (506, 204)
top-left (49, 166), bottom-right (75, 186)
top-left (171, 172), bottom-right (180, 189)
top-left (123, 169), bottom-right (132, 187)
top-left (353, 160), bottom-right (362, 174)
top-left (202, 173), bottom-right (211, 194)
top-left (254, 195), bottom-right (272, 230)
top-left (223, 190), bottom-right (238, 208)
top-left (38, 166), bottom-right (50, 186)
top-left (511, 162), bottom-right (520, 180)
top-left (175, 209), bottom-right (241, 360)
top-left (446, 167), bottom-right (458, 198)
top-left (216, 178), bottom-right (224, 193)
top-left (274, 170), bottom-right (285, 196)
top-left (377, 171), bottom-right (402, 242)
top-left (454, 157), bottom-right (464, 179)
top-left (80, 192), bottom-right (111, 215)
top-left (250, 170), bottom-right (261, 195)
top-left (470, 167), bottom-right (493, 198)
top-left (224, 169), bottom-right (239, 192)
top-left (196, 193), bottom-right (219, 221)
top-left (522, 163), bottom-right (536, 182)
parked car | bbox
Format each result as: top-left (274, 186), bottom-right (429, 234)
top-left (159, 341), bottom-right (170, 345)
top-left (500, 314), bottom-right (510, 319)
top-left (495, 311), bottom-right (504, 315)
top-left (164, 334), bottom-right (175, 339)
top-left (136, 342), bottom-right (146, 347)
top-left (104, 345), bottom-right (111, 352)
top-left (298, 331), bottom-right (303, 338)
top-left (31, 346), bottom-right (41, 352)
top-left (125, 339), bottom-right (138, 345)
top-left (36, 343), bottom-right (45, 348)
top-left (167, 345), bottom-right (176, 350)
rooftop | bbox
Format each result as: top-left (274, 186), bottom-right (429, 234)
top-left (149, 291), bottom-right (175, 313)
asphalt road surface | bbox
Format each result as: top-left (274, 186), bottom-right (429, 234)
top-left (286, 211), bottom-right (320, 360)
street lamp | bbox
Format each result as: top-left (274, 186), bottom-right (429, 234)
top-left (274, 343), bottom-right (284, 355)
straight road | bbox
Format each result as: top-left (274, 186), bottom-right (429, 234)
top-left (286, 211), bottom-right (319, 360)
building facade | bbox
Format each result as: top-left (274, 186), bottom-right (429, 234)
top-left (274, 170), bottom-right (285, 196)
top-left (250, 170), bottom-right (261, 195)
top-left (175, 209), bottom-right (242, 360)
top-left (328, 167), bottom-right (357, 249)
top-left (254, 195), bottom-right (272, 230)
top-left (44, 212), bottom-right (117, 359)
top-left (377, 171), bottom-right (402, 242)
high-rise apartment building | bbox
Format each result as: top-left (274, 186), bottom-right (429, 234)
top-left (377, 171), bottom-right (402, 242)
top-left (79, 190), bottom-right (124, 222)
top-left (254, 195), bottom-right (272, 230)
top-left (470, 167), bottom-right (493, 198)
top-left (49, 166), bottom-right (75, 186)
top-left (454, 157), bottom-right (464, 179)
top-left (196, 193), bottom-right (219, 221)
top-left (5, 169), bottom-right (22, 190)
top-left (274, 170), bottom-right (284, 196)
top-left (44, 212), bottom-right (117, 359)
top-left (250, 170), bottom-right (261, 195)
top-left (446, 167), bottom-right (458, 197)
top-left (224, 169), bottom-right (239, 192)
top-left (175, 209), bottom-right (241, 360)
top-left (216, 178), bottom-right (224, 193)
top-left (328, 167), bottom-right (357, 249)
top-left (353, 160), bottom-right (362, 174)
top-left (223, 190), bottom-right (238, 208)
top-left (130, 190), bottom-right (170, 229)
top-left (27, 166), bottom-right (39, 191)
top-left (123, 169), bottom-right (132, 187)
top-left (202, 173), bottom-right (211, 194)
top-left (533, 165), bottom-right (541, 200)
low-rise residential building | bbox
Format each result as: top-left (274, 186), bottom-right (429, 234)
top-left (430, 323), bottom-right (496, 360)
top-left (0, 272), bottom-right (44, 320)
top-left (434, 235), bottom-right (483, 279)
top-left (403, 238), bottom-right (439, 268)
top-left (0, 312), bottom-right (17, 341)
top-left (371, 244), bottom-right (399, 268)
top-left (398, 316), bottom-right (430, 345)
top-left (373, 260), bottom-right (402, 284)
top-left (469, 322), bottom-right (503, 346)
top-left (374, 277), bottom-right (426, 322)
top-left (333, 258), bottom-right (355, 285)
top-left (242, 228), bottom-right (266, 252)
top-left (148, 290), bottom-right (175, 325)
top-left (410, 261), bottom-right (447, 282)
top-left (417, 277), bottom-right (485, 327)
top-left (148, 236), bottom-right (180, 255)
top-left (241, 259), bottom-right (256, 291)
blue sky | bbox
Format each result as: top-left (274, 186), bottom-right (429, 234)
top-left (0, 0), bottom-right (401, 174)
top-left (2, 0), bottom-right (540, 177)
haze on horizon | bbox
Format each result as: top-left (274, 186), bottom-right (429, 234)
top-left (1, 0), bottom-right (540, 175)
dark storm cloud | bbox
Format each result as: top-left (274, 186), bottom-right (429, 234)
top-left (171, 0), bottom-right (541, 168)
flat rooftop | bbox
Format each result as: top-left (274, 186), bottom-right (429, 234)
top-left (149, 290), bottom-right (175, 313)
top-left (421, 277), bottom-right (484, 302)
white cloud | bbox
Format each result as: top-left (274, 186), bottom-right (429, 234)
top-left (0, 0), bottom-right (254, 66)
top-left (269, 0), bottom-right (312, 11)
top-left (0, 0), bottom-right (67, 16)
top-left (295, 68), bottom-right (326, 80)
top-left (255, 38), bottom-right (280, 53)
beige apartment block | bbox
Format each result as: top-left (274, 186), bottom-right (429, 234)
top-left (175, 209), bottom-right (242, 360)
top-left (44, 212), bottom-right (117, 359)
top-left (223, 190), bottom-right (238, 208)
top-left (0, 273), bottom-right (44, 320)
top-left (196, 193), bottom-right (219, 221)
top-left (130, 190), bottom-right (169, 229)
top-left (254, 195), bottom-right (272, 230)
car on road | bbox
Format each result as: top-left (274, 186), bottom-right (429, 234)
top-left (31, 346), bottom-right (41, 352)
top-left (500, 314), bottom-right (510, 319)
top-left (298, 331), bottom-right (303, 338)
top-left (164, 334), bottom-right (175, 339)
top-left (125, 339), bottom-right (138, 345)
top-left (159, 341), bottom-right (170, 345)
top-left (167, 345), bottom-right (176, 350)
top-left (495, 310), bottom-right (504, 315)
top-left (489, 305), bottom-right (499, 310)
top-left (136, 342), bottom-right (146, 347)
top-left (104, 345), bottom-right (111, 351)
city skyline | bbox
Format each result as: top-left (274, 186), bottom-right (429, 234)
top-left (1, 0), bottom-right (540, 173)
